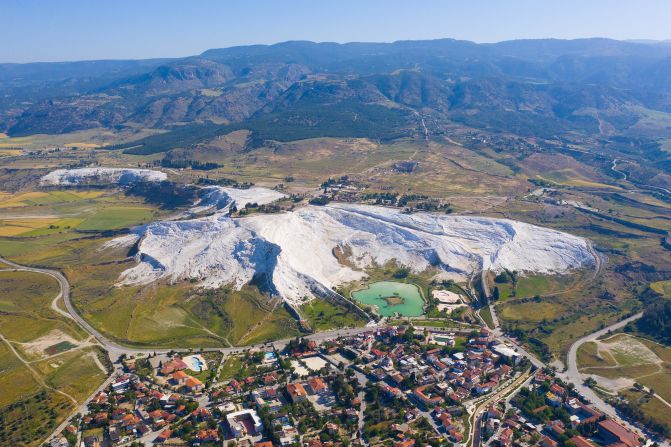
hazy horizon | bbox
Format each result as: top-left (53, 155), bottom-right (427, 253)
top-left (3, 0), bottom-right (671, 63)
top-left (4, 36), bottom-right (670, 66)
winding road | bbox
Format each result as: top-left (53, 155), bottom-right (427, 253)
top-left (0, 254), bottom-right (379, 445)
top-left (3, 254), bottom-right (666, 445)
top-left (0, 255), bottom-right (130, 358)
top-left (486, 296), bottom-right (668, 446)
top-left (562, 311), bottom-right (669, 446)
top-left (0, 255), bottom-right (376, 360)
top-left (559, 313), bottom-right (656, 437)
top-left (611, 158), bottom-right (671, 195)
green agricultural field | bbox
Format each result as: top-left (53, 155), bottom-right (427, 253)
top-left (35, 348), bottom-right (109, 402)
top-left (493, 282), bottom-right (514, 300)
top-left (0, 342), bottom-right (42, 408)
top-left (76, 205), bottom-right (155, 230)
top-left (498, 300), bottom-right (565, 323)
top-left (0, 127), bottom-right (161, 151)
top-left (513, 274), bottom-right (575, 299)
top-left (0, 189), bottom-right (163, 266)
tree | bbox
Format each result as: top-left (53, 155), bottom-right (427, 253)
top-left (494, 271), bottom-right (511, 283)
top-left (637, 300), bottom-right (671, 344)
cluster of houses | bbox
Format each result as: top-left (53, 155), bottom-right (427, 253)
top-left (320, 325), bottom-right (525, 444)
top-left (483, 370), bottom-right (644, 447)
top-left (158, 357), bottom-right (205, 394)
top-left (52, 323), bottom-right (648, 447)
top-left (359, 328), bottom-right (518, 397)
top-left (60, 374), bottom-right (198, 447)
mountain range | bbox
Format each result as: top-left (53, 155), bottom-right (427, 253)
top-left (3, 38), bottom-right (671, 156)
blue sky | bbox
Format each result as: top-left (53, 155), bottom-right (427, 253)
top-left (3, 0), bottom-right (670, 63)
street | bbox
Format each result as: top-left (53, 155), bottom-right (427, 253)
top-left (3, 254), bottom-right (665, 447)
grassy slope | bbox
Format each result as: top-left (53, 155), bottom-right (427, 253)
top-left (0, 186), bottom-right (302, 349)
top-left (0, 271), bottom-right (85, 342)
top-left (578, 334), bottom-right (671, 403)
top-left (0, 271), bottom-right (107, 447)
top-left (301, 299), bottom-right (367, 331)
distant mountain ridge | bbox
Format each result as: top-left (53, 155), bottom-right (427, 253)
top-left (3, 37), bottom-right (671, 142)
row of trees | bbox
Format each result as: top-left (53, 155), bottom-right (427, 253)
top-left (635, 299), bottom-right (671, 343)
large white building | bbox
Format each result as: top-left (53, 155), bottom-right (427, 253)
top-left (492, 344), bottom-right (522, 364)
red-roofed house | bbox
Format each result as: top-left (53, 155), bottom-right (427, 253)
top-left (156, 429), bottom-right (172, 443)
top-left (197, 429), bottom-right (220, 442)
top-left (499, 428), bottom-right (513, 447)
top-left (598, 420), bottom-right (641, 447)
top-left (307, 377), bottom-right (328, 395)
top-left (185, 377), bottom-right (204, 392)
top-left (170, 370), bottom-right (189, 385)
top-left (160, 358), bottom-right (188, 375)
top-left (414, 385), bottom-right (442, 407)
top-left (287, 383), bottom-right (308, 403)
top-left (371, 348), bottom-right (385, 358)
top-left (550, 383), bottom-right (566, 396)
top-left (569, 436), bottom-right (597, 447)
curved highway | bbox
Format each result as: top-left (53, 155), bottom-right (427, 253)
top-left (560, 312), bottom-right (669, 446)
top-left (4, 254), bottom-right (665, 445)
top-left (0, 255), bottom-right (374, 359)
top-left (0, 255), bottom-right (130, 357)
top-left (561, 313), bottom-right (643, 419)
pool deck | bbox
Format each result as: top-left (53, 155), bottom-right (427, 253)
top-left (184, 354), bottom-right (208, 372)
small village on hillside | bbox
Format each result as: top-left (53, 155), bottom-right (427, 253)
top-left (48, 325), bottom-right (646, 447)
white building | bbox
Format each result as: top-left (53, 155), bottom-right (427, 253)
top-left (491, 345), bottom-right (522, 364)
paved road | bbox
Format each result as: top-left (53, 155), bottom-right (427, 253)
top-left (467, 371), bottom-right (532, 447)
top-left (487, 300), bottom-right (667, 445)
top-left (559, 312), bottom-right (664, 440)
top-left (0, 255), bottom-right (376, 360)
top-left (562, 312), bottom-right (643, 419)
top-left (4, 254), bottom-right (663, 444)
top-left (0, 255), bottom-right (130, 358)
top-left (1, 254), bottom-right (379, 445)
top-left (562, 311), bottom-right (670, 446)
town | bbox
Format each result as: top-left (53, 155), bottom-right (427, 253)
top-left (48, 324), bottom-right (647, 447)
